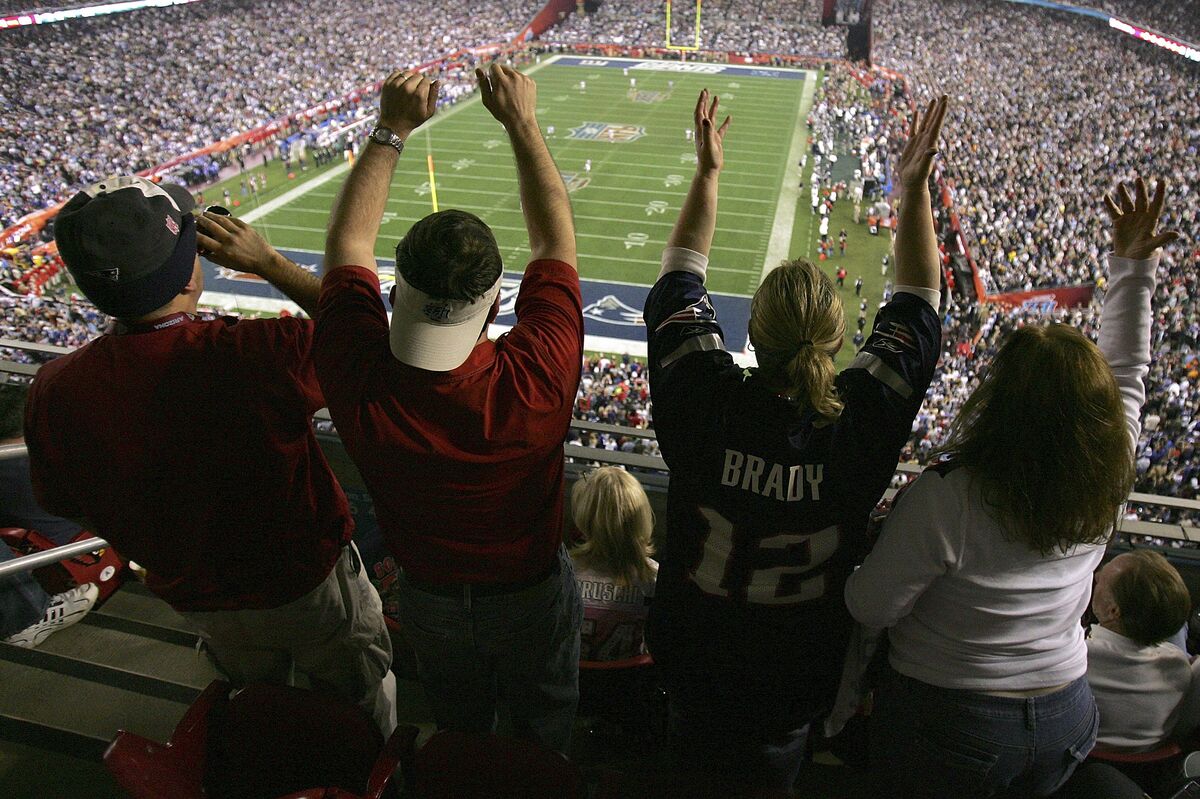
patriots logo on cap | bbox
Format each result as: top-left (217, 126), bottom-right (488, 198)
top-left (164, 215), bottom-right (179, 235)
top-left (422, 302), bottom-right (451, 322)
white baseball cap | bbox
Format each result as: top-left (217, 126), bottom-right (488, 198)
top-left (389, 271), bottom-right (502, 371)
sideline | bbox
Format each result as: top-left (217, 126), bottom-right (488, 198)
top-left (760, 68), bottom-right (818, 284)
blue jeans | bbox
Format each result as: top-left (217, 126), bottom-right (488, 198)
top-left (667, 690), bottom-right (810, 796)
top-left (871, 668), bottom-right (1099, 798)
top-left (0, 541), bottom-right (50, 639)
top-left (396, 545), bottom-right (583, 754)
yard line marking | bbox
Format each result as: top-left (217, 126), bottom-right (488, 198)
top-left (294, 190), bottom-right (773, 220)
top-left (277, 245), bottom-right (755, 298)
top-left (255, 221), bottom-right (761, 265)
top-left (760, 67), bottom-right (816, 286)
top-left (239, 56), bottom-right (556, 225)
top-left (281, 203), bottom-right (769, 239)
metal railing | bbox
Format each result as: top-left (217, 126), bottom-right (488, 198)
top-left (1, 337), bottom-right (1197, 581)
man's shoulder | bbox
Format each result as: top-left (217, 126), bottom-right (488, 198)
top-left (30, 337), bottom-right (101, 389)
top-left (519, 259), bottom-right (580, 292)
top-left (208, 315), bottom-right (314, 353)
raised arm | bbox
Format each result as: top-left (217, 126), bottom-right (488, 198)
top-left (196, 212), bottom-right (321, 317)
top-left (892, 96), bottom-right (948, 294)
top-left (1100, 177), bottom-right (1179, 450)
top-left (324, 70), bottom-right (439, 275)
top-left (666, 89), bottom-right (731, 261)
top-left (476, 64), bottom-right (575, 269)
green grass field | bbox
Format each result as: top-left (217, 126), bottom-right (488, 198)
top-left (207, 56), bottom-right (897, 369)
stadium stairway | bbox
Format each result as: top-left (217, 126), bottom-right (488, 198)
top-left (0, 580), bottom-right (214, 761)
top-left (0, 579), bottom-right (436, 796)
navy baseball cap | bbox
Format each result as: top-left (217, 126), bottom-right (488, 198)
top-left (55, 176), bottom-right (197, 319)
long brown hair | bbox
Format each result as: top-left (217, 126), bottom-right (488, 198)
top-left (936, 324), bottom-right (1134, 555)
top-left (749, 260), bottom-right (845, 421)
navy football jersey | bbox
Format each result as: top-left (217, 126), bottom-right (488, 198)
top-left (643, 267), bottom-right (940, 722)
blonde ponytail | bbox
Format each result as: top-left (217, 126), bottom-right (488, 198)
top-left (749, 260), bottom-right (845, 421)
top-left (786, 344), bottom-right (843, 420)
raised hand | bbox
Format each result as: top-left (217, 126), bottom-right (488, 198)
top-left (694, 89), bottom-right (732, 176)
top-left (1104, 178), bottom-right (1180, 260)
top-left (196, 211), bottom-right (277, 275)
top-left (476, 63), bottom-right (538, 132)
top-left (897, 95), bottom-right (948, 192)
top-left (378, 69), bottom-right (439, 140)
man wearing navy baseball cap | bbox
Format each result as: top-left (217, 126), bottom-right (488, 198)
top-left (25, 175), bottom-right (397, 735)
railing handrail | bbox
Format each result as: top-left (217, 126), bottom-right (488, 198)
top-left (3, 352), bottom-right (1199, 525)
top-left (0, 438), bottom-right (1195, 580)
top-left (0, 536), bottom-right (111, 580)
top-left (0, 338), bottom-right (72, 356)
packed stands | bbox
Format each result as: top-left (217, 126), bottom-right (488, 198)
top-left (0, 0), bottom-right (543, 229)
top-left (543, 0), bottom-right (845, 57)
top-left (873, 0), bottom-right (1199, 294)
top-left (1092, 0), bottom-right (1200, 42)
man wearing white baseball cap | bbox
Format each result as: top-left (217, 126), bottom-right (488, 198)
top-left (315, 64), bottom-right (584, 753)
top-left (26, 175), bottom-right (396, 736)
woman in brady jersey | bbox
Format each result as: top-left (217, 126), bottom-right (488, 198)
top-left (643, 90), bottom-right (947, 795)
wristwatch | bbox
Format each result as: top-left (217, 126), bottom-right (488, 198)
top-left (368, 125), bottom-right (405, 156)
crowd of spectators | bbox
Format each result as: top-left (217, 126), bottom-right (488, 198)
top-left (544, 0), bottom-right (844, 57)
top-left (1090, 0), bottom-right (1200, 43)
top-left (0, 0), bottom-right (541, 229)
top-left (1, 0), bottom-right (1195, 532)
top-left (872, 0), bottom-right (1199, 294)
top-left (0, 295), bottom-right (107, 362)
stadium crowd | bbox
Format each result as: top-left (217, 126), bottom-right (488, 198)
top-left (543, 0), bottom-right (844, 57)
top-left (873, 0), bottom-right (1199, 294)
top-left (0, 0), bottom-right (542, 229)
top-left (1, 2), bottom-right (1198, 797)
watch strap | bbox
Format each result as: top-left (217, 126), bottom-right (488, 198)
top-left (370, 125), bottom-right (405, 156)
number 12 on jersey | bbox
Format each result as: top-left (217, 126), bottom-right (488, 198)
top-left (691, 507), bottom-right (839, 605)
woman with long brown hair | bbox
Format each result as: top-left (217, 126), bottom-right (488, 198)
top-left (845, 178), bottom-right (1180, 797)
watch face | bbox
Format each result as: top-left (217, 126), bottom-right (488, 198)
top-left (373, 126), bottom-right (392, 143)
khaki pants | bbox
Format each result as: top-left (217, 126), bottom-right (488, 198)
top-left (181, 543), bottom-right (397, 737)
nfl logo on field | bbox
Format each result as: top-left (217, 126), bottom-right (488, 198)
top-left (568, 122), bottom-right (647, 143)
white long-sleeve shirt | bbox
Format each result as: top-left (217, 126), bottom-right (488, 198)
top-left (843, 253), bottom-right (1157, 691)
top-left (1086, 625), bottom-right (1193, 751)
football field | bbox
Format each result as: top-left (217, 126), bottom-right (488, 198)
top-left (200, 55), bottom-right (892, 362)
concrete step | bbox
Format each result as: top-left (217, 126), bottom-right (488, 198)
top-left (32, 621), bottom-right (220, 693)
top-left (92, 581), bottom-right (197, 643)
top-left (0, 658), bottom-right (191, 759)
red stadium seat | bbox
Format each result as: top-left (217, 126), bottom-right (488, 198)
top-left (397, 725), bottom-right (585, 798)
top-left (1088, 742), bottom-right (1188, 796)
top-left (103, 680), bottom-right (223, 799)
top-left (0, 526), bottom-right (126, 603)
top-left (1090, 743), bottom-right (1184, 764)
top-left (578, 653), bottom-right (666, 749)
top-left (104, 680), bottom-right (407, 799)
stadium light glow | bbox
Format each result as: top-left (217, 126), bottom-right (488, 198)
top-left (1109, 17), bottom-right (1200, 62)
top-left (0, 0), bottom-right (201, 30)
top-left (664, 0), bottom-right (703, 52)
